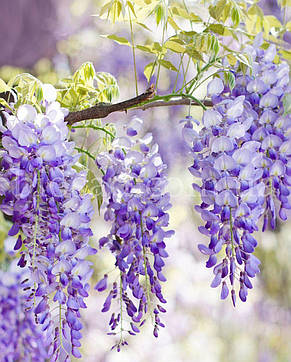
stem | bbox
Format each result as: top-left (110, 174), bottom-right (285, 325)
top-left (32, 170), bottom-right (41, 269)
top-left (173, 54), bottom-right (184, 92)
top-left (177, 59), bottom-right (220, 93)
top-left (32, 170), bottom-right (40, 307)
top-left (155, 6), bottom-right (167, 89)
top-left (191, 71), bottom-right (221, 94)
top-left (59, 303), bottom-right (63, 348)
top-left (140, 212), bottom-right (151, 311)
top-left (148, 56), bottom-right (159, 86)
top-left (229, 208), bottom-right (235, 256)
top-left (72, 124), bottom-right (115, 140)
top-left (75, 147), bottom-right (96, 161)
top-left (182, 56), bottom-right (191, 92)
top-left (179, 93), bottom-right (207, 110)
top-left (119, 272), bottom-right (124, 343)
top-left (128, 10), bottom-right (138, 96)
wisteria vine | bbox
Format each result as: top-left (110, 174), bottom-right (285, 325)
top-left (0, 89), bottom-right (95, 360)
top-left (0, 262), bottom-right (50, 361)
top-left (95, 118), bottom-right (174, 350)
top-left (183, 35), bottom-right (291, 305)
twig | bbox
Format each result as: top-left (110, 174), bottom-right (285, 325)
top-left (65, 85), bottom-right (156, 125)
top-left (64, 88), bottom-right (212, 123)
top-left (1, 86), bottom-right (213, 125)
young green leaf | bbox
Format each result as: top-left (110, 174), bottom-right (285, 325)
top-left (105, 34), bottom-right (131, 46)
top-left (0, 78), bottom-right (10, 93)
top-left (283, 93), bottom-right (291, 115)
top-left (158, 59), bottom-right (178, 72)
top-left (144, 62), bottom-right (155, 82)
top-left (164, 40), bottom-right (185, 53)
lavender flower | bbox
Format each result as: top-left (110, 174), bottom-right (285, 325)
top-left (0, 261), bottom-right (49, 361)
top-left (96, 118), bottom-right (174, 349)
top-left (184, 36), bottom-right (291, 305)
top-left (0, 88), bottom-right (95, 360)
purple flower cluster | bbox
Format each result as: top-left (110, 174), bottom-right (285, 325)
top-left (96, 118), bottom-right (174, 349)
top-left (0, 263), bottom-right (49, 361)
top-left (183, 36), bottom-right (291, 305)
top-left (0, 91), bottom-right (95, 360)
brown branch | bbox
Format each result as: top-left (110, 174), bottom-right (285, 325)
top-left (65, 86), bottom-right (213, 123)
top-left (1, 87), bottom-right (213, 126)
top-left (65, 84), bottom-right (156, 125)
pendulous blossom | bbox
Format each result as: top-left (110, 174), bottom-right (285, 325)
top-left (0, 261), bottom-right (50, 361)
top-left (183, 34), bottom-right (291, 305)
top-left (96, 117), bottom-right (174, 350)
top-left (0, 88), bottom-right (95, 360)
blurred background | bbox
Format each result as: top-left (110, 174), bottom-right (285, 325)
top-left (1, 0), bottom-right (291, 361)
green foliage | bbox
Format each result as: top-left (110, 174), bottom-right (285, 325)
top-left (97, 0), bottom-right (267, 93)
top-left (57, 62), bottom-right (119, 110)
top-left (0, 78), bottom-right (10, 93)
top-left (86, 170), bottom-right (103, 213)
top-left (73, 155), bottom-right (105, 214)
top-left (6, 73), bottom-right (44, 112)
top-left (0, 211), bottom-right (12, 266)
top-left (283, 93), bottom-right (291, 115)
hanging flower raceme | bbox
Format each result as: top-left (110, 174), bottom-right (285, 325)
top-left (0, 261), bottom-right (50, 361)
top-left (183, 35), bottom-right (291, 305)
top-left (0, 88), bottom-right (95, 360)
top-left (96, 118), bottom-right (174, 350)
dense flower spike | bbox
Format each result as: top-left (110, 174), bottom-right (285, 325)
top-left (0, 89), bottom-right (95, 360)
top-left (96, 117), bottom-right (174, 348)
top-left (0, 262), bottom-right (49, 361)
top-left (183, 35), bottom-right (291, 305)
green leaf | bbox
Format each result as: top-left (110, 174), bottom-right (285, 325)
top-left (0, 78), bottom-right (10, 92)
top-left (35, 86), bottom-right (43, 103)
top-left (153, 42), bottom-right (162, 52)
top-left (209, 0), bottom-right (226, 20)
top-left (171, 5), bottom-right (201, 22)
top-left (136, 44), bottom-right (155, 54)
top-left (227, 53), bottom-right (237, 66)
top-left (283, 93), bottom-right (291, 115)
top-left (164, 40), bottom-right (185, 53)
top-left (264, 15), bottom-right (282, 28)
top-left (95, 72), bottom-right (119, 102)
top-left (155, 4), bottom-right (164, 25)
top-left (144, 62), bottom-right (155, 82)
top-left (136, 22), bottom-right (152, 31)
top-left (224, 71), bottom-right (236, 91)
top-left (0, 98), bottom-right (13, 110)
top-left (281, 49), bottom-right (291, 61)
top-left (231, 8), bottom-right (240, 28)
top-left (207, 24), bottom-right (225, 35)
top-left (248, 4), bottom-right (264, 17)
top-left (181, 31), bottom-right (198, 37)
top-left (99, 1), bottom-right (112, 17)
top-left (105, 34), bottom-right (131, 46)
top-left (168, 16), bottom-right (180, 31)
top-left (126, 1), bottom-right (136, 16)
top-left (186, 47), bottom-right (203, 61)
top-left (235, 53), bottom-right (251, 68)
top-left (87, 170), bottom-right (103, 213)
top-left (158, 59), bottom-right (178, 72)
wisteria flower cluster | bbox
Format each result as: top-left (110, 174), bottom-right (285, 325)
top-left (0, 87), bottom-right (95, 360)
top-left (0, 261), bottom-right (49, 361)
top-left (96, 118), bottom-right (174, 349)
top-left (183, 36), bottom-right (291, 305)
